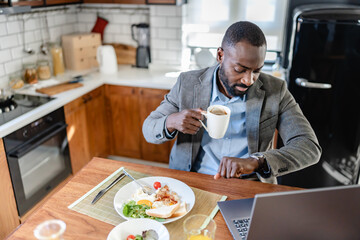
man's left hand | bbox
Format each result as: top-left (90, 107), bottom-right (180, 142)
top-left (214, 157), bottom-right (259, 179)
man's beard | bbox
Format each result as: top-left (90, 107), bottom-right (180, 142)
top-left (218, 66), bottom-right (250, 97)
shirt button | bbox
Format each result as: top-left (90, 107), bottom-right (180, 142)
top-left (188, 164), bottom-right (191, 170)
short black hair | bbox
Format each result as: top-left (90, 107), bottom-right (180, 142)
top-left (221, 21), bottom-right (267, 49)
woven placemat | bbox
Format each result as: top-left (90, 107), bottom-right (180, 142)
top-left (68, 167), bottom-right (227, 239)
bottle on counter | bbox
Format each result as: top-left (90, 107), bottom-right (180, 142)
top-left (37, 60), bottom-right (52, 80)
top-left (272, 54), bottom-right (282, 78)
top-left (9, 72), bottom-right (24, 89)
top-left (23, 63), bottom-right (38, 84)
top-left (50, 43), bottom-right (65, 76)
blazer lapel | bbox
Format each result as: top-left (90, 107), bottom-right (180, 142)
top-left (194, 65), bottom-right (216, 110)
top-left (246, 79), bottom-right (265, 154)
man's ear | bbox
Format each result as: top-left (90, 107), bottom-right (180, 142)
top-left (217, 47), bottom-right (224, 63)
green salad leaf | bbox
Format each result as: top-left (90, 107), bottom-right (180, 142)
top-left (122, 200), bottom-right (165, 222)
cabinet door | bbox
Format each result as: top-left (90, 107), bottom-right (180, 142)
top-left (85, 86), bottom-right (109, 159)
top-left (11, 0), bottom-right (44, 6)
top-left (83, 0), bottom-right (113, 3)
top-left (105, 85), bottom-right (141, 158)
top-left (113, 0), bottom-right (146, 4)
top-left (64, 96), bottom-right (91, 174)
top-left (146, 0), bottom-right (177, 4)
top-left (139, 88), bottom-right (172, 163)
top-left (0, 139), bottom-right (19, 239)
top-left (45, 0), bottom-right (81, 5)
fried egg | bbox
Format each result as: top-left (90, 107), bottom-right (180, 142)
top-left (132, 188), bottom-right (156, 207)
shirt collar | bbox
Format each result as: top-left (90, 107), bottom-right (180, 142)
top-left (211, 66), bottom-right (245, 103)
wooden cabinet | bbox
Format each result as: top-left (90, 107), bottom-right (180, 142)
top-left (105, 85), bottom-right (142, 158)
top-left (12, 0), bottom-right (81, 7)
top-left (139, 88), bottom-right (173, 163)
top-left (105, 85), bottom-right (172, 163)
top-left (46, 0), bottom-right (81, 5)
top-left (64, 86), bottom-right (108, 174)
top-left (0, 139), bottom-right (20, 239)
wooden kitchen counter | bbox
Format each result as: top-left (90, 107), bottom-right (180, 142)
top-left (7, 157), bottom-right (300, 240)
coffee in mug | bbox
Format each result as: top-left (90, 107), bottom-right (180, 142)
top-left (199, 105), bottom-right (231, 139)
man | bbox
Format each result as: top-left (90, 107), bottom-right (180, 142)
top-left (143, 21), bottom-right (321, 184)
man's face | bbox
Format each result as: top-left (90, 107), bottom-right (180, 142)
top-left (216, 41), bottom-right (266, 97)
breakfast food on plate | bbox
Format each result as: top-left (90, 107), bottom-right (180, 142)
top-left (123, 181), bottom-right (187, 221)
top-left (126, 229), bottom-right (158, 240)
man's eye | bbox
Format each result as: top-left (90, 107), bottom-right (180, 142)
top-left (234, 68), bottom-right (245, 73)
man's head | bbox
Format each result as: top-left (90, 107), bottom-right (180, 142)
top-left (217, 21), bottom-right (267, 98)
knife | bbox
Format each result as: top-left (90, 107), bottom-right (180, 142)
top-left (91, 173), bottom-right (126, 204)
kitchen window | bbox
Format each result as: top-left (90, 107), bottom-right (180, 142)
top-left (183, 0), bottom-right (288, 67)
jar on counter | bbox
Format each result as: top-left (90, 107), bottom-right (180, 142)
top-left (37, 60), bottom-right (51, 80)
top-left (23, 63), bottom-right (38, 84)
top-left (50, 43), bottom-right (65, 76)
top-left (9, 73), bottom-right (24, 89)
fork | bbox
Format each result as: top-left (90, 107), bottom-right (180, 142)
top-left (123, 170), bottom-right (155, 195)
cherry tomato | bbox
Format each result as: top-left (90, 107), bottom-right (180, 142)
top-left (127, 235), bottom-right (135, 240)
top-left (153, 181), bottom-right (161, 190)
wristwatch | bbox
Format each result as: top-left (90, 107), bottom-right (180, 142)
top-left (250, 153), bottom-right (266, 172)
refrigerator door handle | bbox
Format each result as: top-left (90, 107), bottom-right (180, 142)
top-left (295, 78), bottom-right (332, 89)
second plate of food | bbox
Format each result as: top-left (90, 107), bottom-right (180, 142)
top-left (114, 176), bottom-right (195, 224)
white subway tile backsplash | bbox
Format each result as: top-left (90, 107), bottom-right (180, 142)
top-left (77, 13), bottom-right (96, 23)
top-left (54, 15), bottom-right (68, 26)
top-left (1, 35), bottom-right (19, 49)
top-left (150, 16), bottom-right (166, 28)
top-left (11, 46), bottom-right (27, 60)
top-left (0, 49), bottom-right (11, 64)
top-left (66, 14), bottom-right (77, 24)
top-left (0, 23), bottom-right (7, 36)
top-left (0, 65), bottom-right (5, 77)
top-left (112, 15), bottom-right (131, 24)
top-left (106, 25), bottom-right (122, 34)
top-left (158, 28), bottom-right (177, 40)
top-left (157, 49), bottom-right (178, 61)
top-left (167, 39), bottom-right (182, 50)
top-left (4, 59), bottom-right (22, 74)
top-left (22, 54), bottom-right (38, 65)
top-left (0, 15), bottom-right (6, 23)
top-left (166, 17), bottom-right (182, 28)
top-left (151, 39), bottom-right (167, 50)
top-left (154, 6), bottom-right (177, 17)
top-left (6, 21), bottom-right (22, 34)
top-left (25, 19), bottom-right (40, 31)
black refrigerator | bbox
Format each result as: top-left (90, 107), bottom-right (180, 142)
top-left (279, 5), bottom-right (360, 188)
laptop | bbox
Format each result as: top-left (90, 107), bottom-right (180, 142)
top-left (218, 185), bottom-right (360, 240)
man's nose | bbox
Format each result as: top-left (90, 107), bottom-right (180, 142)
top-left (241, 71), bottom-right (254, 86)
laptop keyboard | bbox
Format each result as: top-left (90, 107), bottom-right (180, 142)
top-left (233, 217), bottom-right (250, 239)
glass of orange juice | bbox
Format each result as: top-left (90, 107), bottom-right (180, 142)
top-left (183, 214), bottom-right (216, 240)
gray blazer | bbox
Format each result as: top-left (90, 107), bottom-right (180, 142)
top-left (143, 65), bottom-right (321, 184)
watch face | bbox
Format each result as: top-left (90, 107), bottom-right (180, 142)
top-left (252, 153), bottom-right (264, 159)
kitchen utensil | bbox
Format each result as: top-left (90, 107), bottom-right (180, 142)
top-left (123, 170), bottom-right (154, 195)
top-left (22, 18), bottom-right (34, 55)
top-left (131, 23), bottom-right (151, 68)
top-left (97, 45), bottom-right (118, 74)
top-left (40, 15), bottom-right (50, 55)
top-left (91, 173), bottom-right (126, 204)
top-left (36, 82), bottom-right (83, 96)
top-left (108, 43), bottom-right (136, 65)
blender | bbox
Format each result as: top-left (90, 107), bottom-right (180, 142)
top-left (131, 23), bottom-right (151, 68)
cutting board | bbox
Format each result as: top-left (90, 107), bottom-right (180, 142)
top-left (107, 43), bottom-right (136, 65)
top-left (36, 82), bottom-right (83, 96)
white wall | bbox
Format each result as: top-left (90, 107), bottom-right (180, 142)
top-left (0, 4), bottom-right (184, 88)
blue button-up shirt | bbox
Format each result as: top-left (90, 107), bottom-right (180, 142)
top-left (192, 66), bottom-right (249, 175)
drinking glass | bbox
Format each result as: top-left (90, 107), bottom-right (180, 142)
top-left (33, 219), bottom-right (66, 240)
top-left (183, 214), bottom-right (216, 240)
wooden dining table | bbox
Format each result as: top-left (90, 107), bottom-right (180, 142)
top-left (7, 157), bottom-right (300, 240)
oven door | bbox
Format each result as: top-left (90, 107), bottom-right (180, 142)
top-left (6, 122), bottom-right (71, 216)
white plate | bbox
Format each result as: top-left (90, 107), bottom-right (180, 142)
top-left (107, 219), bottom-right (169, 240)
top-left (114, 176), bottom-right (195, 224)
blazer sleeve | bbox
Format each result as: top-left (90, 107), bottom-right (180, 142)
top-left (142, 73), bottom-right (183, 144)
top-left (262, 81), bottom-right (322, 177)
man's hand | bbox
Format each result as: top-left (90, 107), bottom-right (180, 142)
top-left (214, 157), bottom-right (259, 179)
top-left (166, 108), bottom-right (204, 135)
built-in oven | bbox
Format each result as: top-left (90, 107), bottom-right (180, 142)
top-left (3, 107), bottom-right (72, 216)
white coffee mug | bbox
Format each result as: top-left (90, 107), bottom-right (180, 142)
top-left (199, 105), bottom-right (231, 139)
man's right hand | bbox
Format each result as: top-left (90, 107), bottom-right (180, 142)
top-left (166, 108), bottom-right (204, 135)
